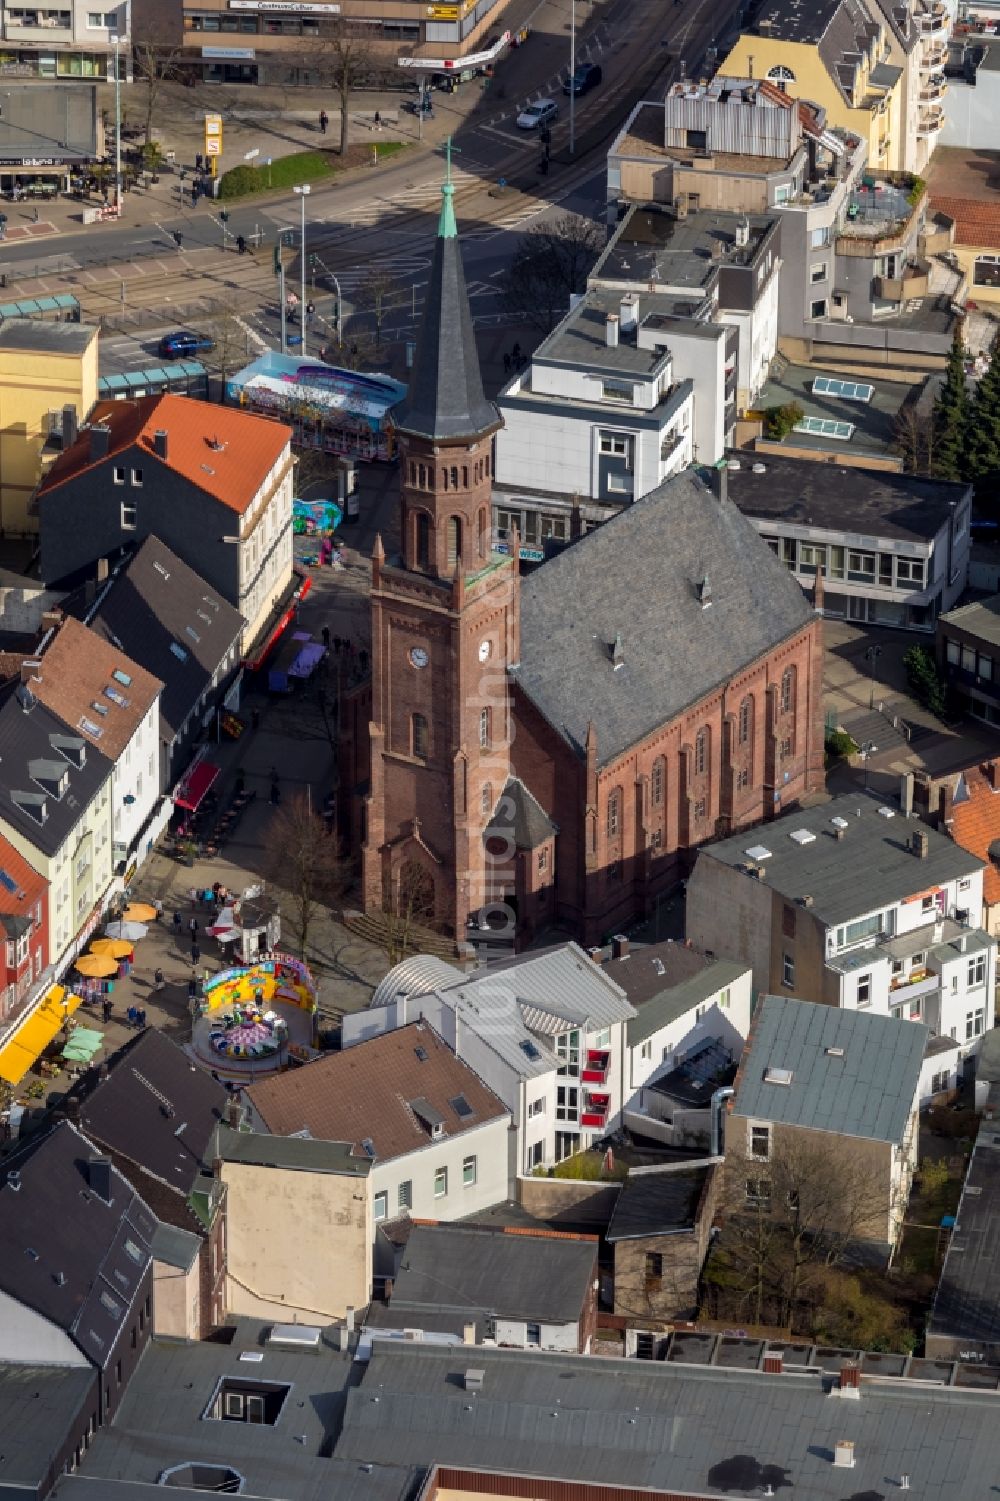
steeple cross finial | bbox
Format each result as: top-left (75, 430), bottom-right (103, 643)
top-left (437, 136), bottom-right (461, 239)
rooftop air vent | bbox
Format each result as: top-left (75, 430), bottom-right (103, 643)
top-left (788, 829), bottom-right (816, 845)
top-left (825, 1046), bottom-right (845, 1058)
top-left (831, 816), bottom-right (849, 829)
top-left (877, 806), bottom-right (895, 818)
top-left (745, 844), bottom-right (772, 861)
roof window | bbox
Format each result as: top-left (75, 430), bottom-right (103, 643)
top-left (170, 642), bottom-right (189, 662)
top-left (788, 829), bottom-right (816, 845)
top-left (745, 844), bottom-right (772, 860)
top-left (104, 685), bottom-right (129, 708)
top-left (79, 716), bottom-right (104, 740)
top-left (763, 1066), bottom-right (794, 1086)
top-left (112, 669), bottom-right (132, 687)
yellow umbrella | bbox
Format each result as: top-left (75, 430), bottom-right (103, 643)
top-left (90, 938), bottom-right (133, 959)
top-left (74, 953), bottom-right (119, 978)
top-left (124, 902), bottom-right (157, 923)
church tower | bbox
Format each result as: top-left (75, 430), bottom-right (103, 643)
top-left (362, 172), bottom-right (518, 939)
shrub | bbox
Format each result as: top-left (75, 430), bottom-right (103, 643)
top-left (903, 644), bottom-right (947, 718)
top-left (825, 728), bottom-right (858, 759)
top-left (763, 401), bottom-right (805, 440)
top-left (218, 150), bottom-right (336, 199)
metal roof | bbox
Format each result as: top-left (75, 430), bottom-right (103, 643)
top-left (625, 956), bottom-right (749, 1047)
top-left (370, 953), bottom-right (463, 1011)
top-left (732, 994), bottom-right (926, 1144)
top-left (928, 1129), bottom-right (1000, 1349)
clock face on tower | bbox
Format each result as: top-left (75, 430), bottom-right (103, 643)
top-left (409, 646), bottom-right (429, 669)
top-left (478, 639), bottom-right (492, 663)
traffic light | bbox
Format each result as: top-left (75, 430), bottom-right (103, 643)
top-left (309, 253), bottom-right (317, 269)
top-left (220, 209), bottom-right (229, 224)
top-left (273, 243), bottom-right (281, 277)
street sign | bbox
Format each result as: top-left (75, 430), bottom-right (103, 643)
top-left (244, 147), bottom-right (260, 160)
top-left (205, 138), bottom-right (221, 156)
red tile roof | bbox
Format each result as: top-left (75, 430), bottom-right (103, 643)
top-left (949, 764), bottom-right (1000, 906)
top-left (247, 1021), bottom-right (510, 1162)
top-left (37, 393), bottom-right (292, 514)
top-left (928, 195), bottom-right (1000, 249)
top-left (0, 833), bottom-right (47, 920)
top-left (31, 616), bottom-right (163, 760)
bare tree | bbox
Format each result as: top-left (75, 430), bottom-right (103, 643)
top-left (267, 794), bottom-right (350, 957)
top-left (354, 266), bottom-right (404, 346)
top-left (313, 19), bottom-right (379, 155)
top-left (705, 1134), bottom-right (900, 1331)
top-left (497, 213), bottom-right (606, 333)
top-left (380, 859), bottom-right (437, 967)
top-left (203, 298), bottom-right (252, 401)
top-left (894, 400), bottom-right (937, 475)
top-left (132, 35), bottom-right (184, 148)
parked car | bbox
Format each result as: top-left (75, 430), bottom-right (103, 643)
top-left (563, 63), bottom-right (602, 95)
top-left (158, 330), bottom-right (215, 360)
top-left (516, 98), bottom-right (559, 130)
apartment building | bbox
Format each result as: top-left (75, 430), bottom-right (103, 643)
top-left (687, 792), bottom-right (996, 1059)
top-left (0, 834), bottom-right (47, 1023)
top-left (36, 394), bottom-right (294, 651)
top-left (939, 593), bottom-right (1000, 729)
top-left (0, 0), bottom-right (129, 81)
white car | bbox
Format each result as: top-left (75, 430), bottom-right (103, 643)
top-left (516, 98), bottom-right (558, 130)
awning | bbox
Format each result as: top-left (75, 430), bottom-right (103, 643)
top-left (174, 759), bottom-right (221, 812)
top-left (0, 985), bottom-right (81, 1087)
top-left (245, 571), bottom-right (314, 674)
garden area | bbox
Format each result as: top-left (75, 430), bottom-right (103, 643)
top-left (218, 142), bottom-right (408, 199)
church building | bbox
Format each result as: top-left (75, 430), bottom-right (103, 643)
top-left (350, 178), bottom-right (826, 949)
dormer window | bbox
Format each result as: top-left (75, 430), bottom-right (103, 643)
top-left (29, 758), bottom-right (68, 799)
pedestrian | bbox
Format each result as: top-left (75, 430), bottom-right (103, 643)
top-left (333, 635), bottom-right (342, 654)
top-left (174, 229), bottom-right (184, 248)
top-left (31, 205), bottom-right (38, 224)
top-left (102, 998), bottom-right (113, 1023)
top-left (322, 625), bottom-right (331, 648)
top-left (195, 152), bottom-right (203, 172)
top-left (173, 910), bottom-right (182, 934)
top-left (237, 234), bottom-right (247, 255)
top-left (191, 942), bottom-right (201, 966)
top-left (512, 341), bottom-right (521, 363)
top-left (138, 1008), bottom-right (147, 1029)
top-left (270, 781), bottom-right (281, 807)
top-left (319, 110), bottom-right (328, 135)
top-left (374, 109), bottom-right (382, 130)
top-left (153, 897), bottom-right (163, 923)
top-left (503, 352), bottom-right (511, 375)
top-left (306, 301), bottom-right (315, 325)
top-left (154, 967), bottom-right (165, 992)
top-left (189, 916), bottom-right (198, 937)
top-left (191, 183), bottom-right (198, 206)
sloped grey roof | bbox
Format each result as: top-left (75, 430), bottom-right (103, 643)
top-left (625, 955), bottom-right (749, 1047)
top-left (733, 994), bottom-right (926, 1144)
top-left (392, 227), bottom-right (499, 443)
top-left (0, 1363), bottom-right (96, 1495)
top-left (929, 1130), bottom-right (1000, 1347)
top-left (370, 953), bottom-right (463, 1011)
top-left (486, 775), bottom-right (556, 850)
top-left (511, 470), bottom-right (813, 763)
top-left (606, 1166), bottom-right (711, 1240)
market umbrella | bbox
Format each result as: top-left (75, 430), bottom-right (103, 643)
top-left (74, 953), bottom-right (118, 978)
top-left (62, 1027), bottom-right (104, 1060)
top-left (124, 902), bottom-right (158, 923)
top-left (89, 938), bottom-right (133, 959)
top-left (105, 920), bottom-right (148, 942)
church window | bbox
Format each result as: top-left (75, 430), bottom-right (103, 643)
top-left (418, 463), bottom-right (427, 488)
top-left (478, 507), bottom-right (489, 554)
top-left (739, 696), bottom-right (752, 745)
top-left (408, 461), bottom-right (416, 484)
top-left (607, 789), bottom-right (622, 838)
top-left (481, 782), bottom-right (493, 815)
top-left (485, 452), bottom-right (490, 478)
top-left (415, 511), bottom-right (430, 568)
top-left (479, 707), bottom-right (491, 749)
top-left (442, 468), bottom-right (449, 491)
top-left (450, 466), bottom-right (459, 490)
top-left (462, 466), bottom-right (469, 488)
top-left (651, 757), bottom-right (664, 807)
top-left (412, 714), bottom-right (429, 759)
top-left (781, 667), bottom-right (795, 714)
top-left (694, 728), bottom-right (708, 776)
top-left (447, 516), bottom-right (463, 570)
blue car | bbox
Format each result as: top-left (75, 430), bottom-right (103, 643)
top-left (563, 63), bottom-right (602, 96)
top-left (158, 330), bottom-right (215, 360)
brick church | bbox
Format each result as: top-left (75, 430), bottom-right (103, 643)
top-left (347, 178), bottom-right (825, 948)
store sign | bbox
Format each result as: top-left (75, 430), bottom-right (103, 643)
top-left (427, 4), bottom-right (458, 15)
top-left (202, 45), bottom-right (256, 57)
top-left (230, 0), bottom-right (340, 10)
top-left (205, 138), bottom-right (221, 155)
top-left (0, 156), bottom-right (61, 167)
top-left (398, 29), bottom-right (508, 66)
top-left (204, 112), bottom-right (223, 135)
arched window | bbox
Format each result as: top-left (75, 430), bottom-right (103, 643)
top-left (479, 707), bottom-right (491, 749)
top-left (450, 466), bottom-right (459, 490)
top-left (412, 713), bottom-right (428, 759)
top-left (694, 728), bottom-right (708, 776)
top-left (738, 696), bottom-right (752, 745)
top-left (485, 451), bottom-right (491, 477)
top-left (781, 667), bottom-right (795, 714)
top-left (607, 787), bottom-right (622, 838)
top-left (415, 511), bottom-right (430, 569)
top-left (481, 782), bottom-right (493, 815)
top-left (408, 461), bottom-right (416, 484)
top-left (442, 468), bottom-right (449, 492)
top-left (651, 757), bottom-right (665, 807)
top-left (478, 507), bottom-right (489, 554)
top-left (447, 516), bottom-right (463, 570)
top-left (766, 63), bottom-right (796, 91)
top-left (462, 465), bottom-right (469, 488)
top-left (418, 462), bottom-right (426, 488)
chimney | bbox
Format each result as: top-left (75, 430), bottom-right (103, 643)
top-left (835, 825), bottom-right (845, 840)
top-left (710, 463), bottom-right (728, 505)
top-left (735, 217), bottom-right (750, 248)
top-left (96, 557), bottom-right (109, 583)
top-left (840, 1363), bottom-right (861, 1397)
top-left (20, 660), bottom-right (41, 685)
top-left (763, 1352), bottom-right (783, 1374)
top-left (833, 1440), bottom-right (856, 1467)
top-left (812, 564), bottom-right (825, 614)
top-left (89, 424), bottom-right (111, 461)
top-left (899, 771), bottom-right (913, 817)
top-left (464, 1368), bottom-right (485, 1391)
top-left (62, 404), bottom-right (78, 449)
top-left (939, 784), bottom-right (954, 826)
top-left (87, 1155), bottom-right (113, 1204)
top-left (911, 829), bottom-right (929, 859)
top-left (986, 760), bottom-right (999, 792)
top-left (462, 1322), bottom-right (477, 1345)
top-left (226, 1097), bottom-right (242, 1129)
top-left (619, 293), bottom-right (639, 333)
top-left (698, 573), bottom-right (712, 609)
top-left (611, 633), bottom-right (624, 668)
top-left (153, 429), bottom-right (169, 460)
top-left (611, 934), bottom-right (629, 960)
top-left (675, 196), bottom-right (689, 220)
top-left (345, 1306), bottom-right (356, 1331)
top-left (605, 313), bottom-right (620, 348)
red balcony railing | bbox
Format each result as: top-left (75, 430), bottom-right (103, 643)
top-left (581, 1049), bottom-right (610, 1084)
top-left (581, 1092), bottom-right (610, 1129)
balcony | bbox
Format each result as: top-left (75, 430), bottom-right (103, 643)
top-left (581, 1092), bottom-right (610, 1129)
top-left (917, 5), bottom-right (949, 40)
top-left (837, 174), bottom-right (925, 254)
top-left (917, 104), bottom-right (945, 136)
top-left (920, 75), bottom-right (947, 101)
top-left (889, 970), bottom-right (940, 1002)
top-left (920, 39), bottom-right (948, 69)
top-left (581, 1049), bottom-right (610, 1084)
top-left (875, 259), bottom-right (931, 301)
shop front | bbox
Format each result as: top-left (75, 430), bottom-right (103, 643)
top-left (0, 152), bottom-right (92, 197)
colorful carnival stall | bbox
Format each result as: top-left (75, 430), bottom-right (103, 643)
top-left (226, 353), bottom-right (405, 463)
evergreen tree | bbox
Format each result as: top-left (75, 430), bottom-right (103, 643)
top-left (966, 339), bottom-right (1000, 505)
top-left (931, 326), bottom-right (969, 482)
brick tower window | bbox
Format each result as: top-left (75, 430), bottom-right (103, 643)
top-left (695, 728), bottom-right (708, 776)
top-left (412, 713), bottom-right (429, 759)
top-left (479, 707), bottom-right (491, 749)
top-left (739, 696), bottom-right (752, 745)
top-left (447, 516), bottom-right (463, 570)
top-left (781, 667), bottom-right (795, 714)
top-left (608, 788), bottom-right (622, 838)
top-left (416, 512), bottom-right (430, 569)
top-left (481, 782), bottom-right (493, 815)
top-left (651, 757), bottom-right (664, 807)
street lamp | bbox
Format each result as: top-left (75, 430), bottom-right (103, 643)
top-left (865, 642), bottom-right (882, 709)
top-left (109, 33), bottom-right (122, 214)
top-left (293, 183), bottom-right (310, 358)
top-left (860, 739), bottom-right (878, 789)
top-left (569, 0), bottom-right (576, 156)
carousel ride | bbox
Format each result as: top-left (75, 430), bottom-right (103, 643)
top-left (190, 953), bottom-right (318, 1080)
